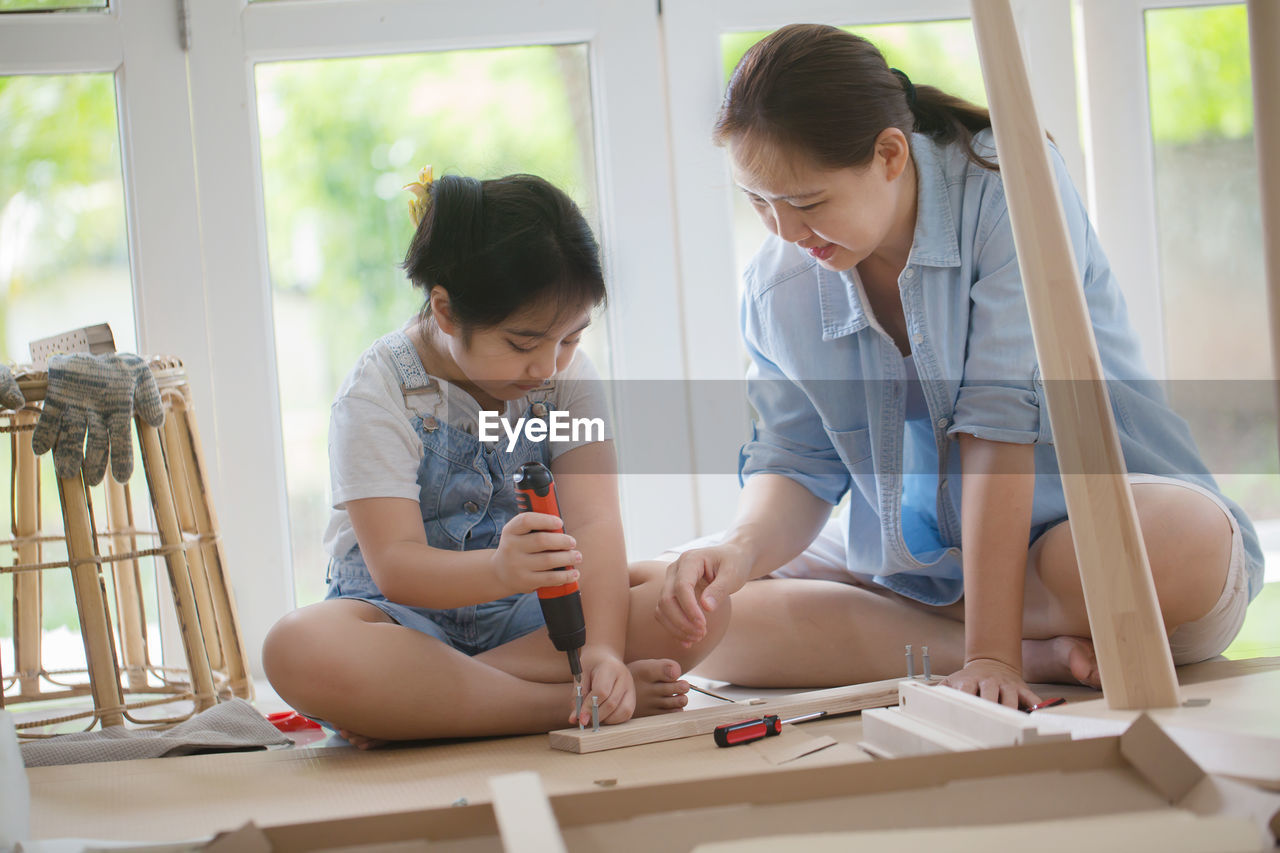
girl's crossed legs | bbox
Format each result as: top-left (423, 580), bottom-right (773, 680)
top-left (262, 567), bottom-right (729, 745)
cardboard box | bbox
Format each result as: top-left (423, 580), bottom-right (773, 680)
top-left (233, 716), bottom-right (1279, 852)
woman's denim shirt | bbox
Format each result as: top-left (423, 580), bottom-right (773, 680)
top-left (738, 131), bottom-right (1263, 606)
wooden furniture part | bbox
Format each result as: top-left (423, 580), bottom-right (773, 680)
top-left (1, 358), bottom-right (251, 736)
top-left (1248, 0), bottom-right (1280, 452)
top-left (861, 681), bottom-right (1069, 759)
top-left (489, 772), bottom-right (569, 853)
top-left (549, 676), bottom-right (906, 753)
top-left (970, 0), bottom-right (1179, 710)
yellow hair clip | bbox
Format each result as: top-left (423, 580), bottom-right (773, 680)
top-left (403, 165), bottom-right (434, 227)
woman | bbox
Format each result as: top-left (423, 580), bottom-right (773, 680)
top-left (649, 24), bottom-right (1262, 708)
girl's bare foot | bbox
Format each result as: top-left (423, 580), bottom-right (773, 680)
top-left (336, 727), bottom-right (390, 750)
top-left (628, 659), bottom-right (690, 717)
top-left (1022, 636), bottom-right (1101, 688)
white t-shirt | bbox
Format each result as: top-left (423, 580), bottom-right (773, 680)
top-left (321, 331), bottom-right (613, 559)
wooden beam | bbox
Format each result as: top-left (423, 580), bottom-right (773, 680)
top-left (549, 677), bottom-right (904, 754)
top-left (488, 772), bottom-right (568, 853)
top-left (895, 682), bottom-right (1068, 748)
top-left (970, 0), bottom-right (1179, 710)
top-left (1248, 0), bottom-right (1280, 453)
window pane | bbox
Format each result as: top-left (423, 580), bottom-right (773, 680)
top-left (721, 21), bottom-right (986, 287)
top-left (256, 45), bottom-right (601, 607)
top-left (0, 73), bottom-right (135, 364)
top-left (0, 0), bottom-right (106, 11)
top-left (1145, 4), bottom-right (1280, 597)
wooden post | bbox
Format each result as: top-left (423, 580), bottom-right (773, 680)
top-left (13, 411), bottom-right (42, 698)
top-left (970, 0), bottom-right (1179, 709)
top-left (137, 422), bottom-right (217, 711)
top-left (1247, 0), bottom-right (1280, 453)
top-left (105, 477), bottom-right (149, 692)
top-left (162, 407), bottom-right (223, 672)
top-left (57, 475), bottom-right (126, 727)
top-left (170, 390), bottom-right (252, 697)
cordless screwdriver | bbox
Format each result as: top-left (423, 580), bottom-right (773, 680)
top-left (512, 461), bottom-right (587, 723)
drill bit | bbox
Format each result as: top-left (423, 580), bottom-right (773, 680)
top-left (575, 678), bottom-right (584, 731)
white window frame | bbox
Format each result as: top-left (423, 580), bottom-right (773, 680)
top-left (1, 2), bottom-right (216, 662)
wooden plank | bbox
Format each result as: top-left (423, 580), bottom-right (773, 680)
top-left (970, 0), bottom-right (1179, 710)
top-left (896, 682), bottom-right (1068, 747)
top-left (1248, 0), bottom-right (1280, 453)
top-left (488, 771), bottom-right (568, 853)
top-left (860, 707), bottom-right (977, 759)
top-left (549, 678), bottom-right (902, 754)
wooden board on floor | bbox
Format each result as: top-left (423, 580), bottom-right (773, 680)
top-left (970, 0), bottom-right (1180, 710)
top-left (549, 677), bottom-right (909, 754)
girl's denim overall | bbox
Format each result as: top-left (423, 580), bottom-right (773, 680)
top-left (324, 331), bottom-right (554, 655)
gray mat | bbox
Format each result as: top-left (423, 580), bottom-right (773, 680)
top-left (20, 699), bottom-right (292, 767)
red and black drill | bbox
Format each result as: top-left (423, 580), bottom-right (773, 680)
top-left (513, 461), bottom-right (587, 723)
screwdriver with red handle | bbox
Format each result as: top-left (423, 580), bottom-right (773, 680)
top-left (713, 711), bottom-right (827, 747)
top-left (512, 462), bottom-right (587, 722)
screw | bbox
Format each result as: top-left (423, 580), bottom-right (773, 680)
top-left (922, 646), bottom-right (931, 681)
top-left (905, 644), bottom-right (915, 679)
top-left (591, 695), bottom-right (600, 733)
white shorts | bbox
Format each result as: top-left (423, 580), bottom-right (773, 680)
top-left (658, 474), bottom-right (1251, 666)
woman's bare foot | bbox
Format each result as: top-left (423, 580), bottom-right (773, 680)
top-left (1022, 636), bottom-right (1101, 688)
top-left (628, 659), bottom-right (690, 717)
top-left (336, 727), bottom-right (390, 750)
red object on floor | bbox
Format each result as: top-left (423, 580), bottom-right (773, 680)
top-left (1026, 697), bottom-right (1067, 713)
top-left (267, 710), bottom-right (323, 732)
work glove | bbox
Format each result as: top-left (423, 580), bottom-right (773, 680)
top-left (32, 353), bottom-right (164, 485)
top-left (0, 364), bottom-right (24, 411)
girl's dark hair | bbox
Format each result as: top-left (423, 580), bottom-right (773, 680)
top-left (403, 173), bottom-right (606, 336)
top-left (714, 23), bottom-right (997, 171)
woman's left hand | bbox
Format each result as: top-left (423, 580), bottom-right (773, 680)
top-left (572, 649), bottom-right (635, 726)
top-left (941, 658), bottom-right (1042, 710)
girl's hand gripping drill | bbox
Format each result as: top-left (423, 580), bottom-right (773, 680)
top-left (512, 462), bottom-right (588, 725)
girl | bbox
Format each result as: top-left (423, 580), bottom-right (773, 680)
top-left (651, 24), bottom-right (1263, 708)
top-left (265, 171), bottom-right (717, 745)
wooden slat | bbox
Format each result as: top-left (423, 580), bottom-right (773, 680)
top-left (549, 677), bottom-right (903, 754)
top-left (1248, 0), bottom-right (1280, 453)
top-left (488, 772), bottom-right (568, 853)
top-left (970, 0), bottom-right (1179, 710)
